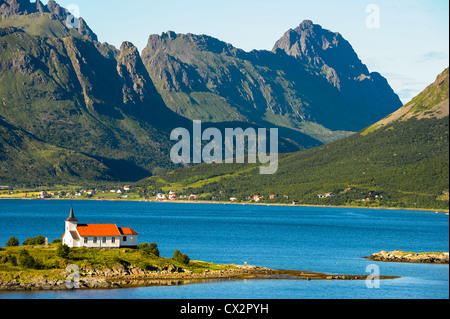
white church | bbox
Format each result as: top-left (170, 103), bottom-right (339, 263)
top-left (62, 207), bottom-right (138, 248)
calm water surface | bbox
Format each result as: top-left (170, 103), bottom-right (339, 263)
top-left (0, 200), bottom-right (448, 299)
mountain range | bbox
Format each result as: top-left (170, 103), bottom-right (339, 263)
top-left (139, 68), bottom-right (449, 210)
top-left (1, 0), bottom-right (405, 187)
top-left (142, 20), bottom-right (401, 143)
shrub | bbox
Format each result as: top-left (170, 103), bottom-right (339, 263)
top-left (6, 236), bottom-right (19, 247)
top-left (56, 244), bottom-right (70, 259)
top-left (173, 250), bottom-right (190, 265)
top-left (18, 249), bottom-right (36, 268)
top-left (138, 242), bottom-right (160, 257)
top-left (23, 235), bottom-right (46, 246)
top-left (9, 255), bottom-right (17, 266)
top-left (52, 239), bottom-right (62, 245)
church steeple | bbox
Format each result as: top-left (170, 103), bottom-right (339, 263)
top-left (65, 206), bottom-right (78, 222)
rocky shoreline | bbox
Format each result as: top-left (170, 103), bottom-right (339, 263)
top-left (0, 264), bottom-right (400, 292)
top-left (367, 251), bottom-right (449, 264)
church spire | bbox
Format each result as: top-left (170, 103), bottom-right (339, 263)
top-left (65, 206), bottom-right (78, 222)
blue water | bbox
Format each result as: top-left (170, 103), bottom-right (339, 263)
top-left (0, 200), bottom-right (448, 299)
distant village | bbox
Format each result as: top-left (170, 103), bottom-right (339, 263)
top-left (0, 185), bottom-right (384, 206)
top-left (1, 185), bottom-right (201, 202)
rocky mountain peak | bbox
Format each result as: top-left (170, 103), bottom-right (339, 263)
top-left (0, 0), bottom-right (97, 41)
top-left (0, 0), bottom-right (32, 18)
top-left (273, 20), bottom-right (369, 88)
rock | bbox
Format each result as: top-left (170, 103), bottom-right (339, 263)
top-left (368, 251), bottom-right (449, 264)
top-left (167, 265), bottom-right (184, 273)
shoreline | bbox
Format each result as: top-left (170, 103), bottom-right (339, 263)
top-left (0, 265), bottom-right (401, 292)
top-left (1, 197), bottom-right (448, 213)
top-left (366, 251), bottom-right (449, 264)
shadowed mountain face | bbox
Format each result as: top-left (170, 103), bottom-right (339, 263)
top-left (142, 21), bottom-right (402, 143)
top-left (272, 20), bottom-right (400, 117)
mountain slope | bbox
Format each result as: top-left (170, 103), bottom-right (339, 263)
top-left (0, 1), bottom-right (192, 185)
top-left (0, 116), bottom-right (115, 186)
top-left (0, 1), bottom-right (316, 187)
top-left (142, 21), bottom-right (402, 144)
top-left (139, 68), bottom-right (449, 210)
top-left (363, 68), bottom-right (449, 133)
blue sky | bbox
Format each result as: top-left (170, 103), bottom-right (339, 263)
top-left (45, 0), bottom-right (449, 104)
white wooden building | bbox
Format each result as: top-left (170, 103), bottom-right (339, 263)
top-left (62, 208), bottom-right (138, 248)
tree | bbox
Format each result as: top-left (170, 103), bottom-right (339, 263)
top-left (23, 235), bottom-right (46, 246)
top-left (173, 250), bottom-right (190, 265)
top-left (138, 242), bottom-right (160, 257)
top-left (56, 244), bottom-right (70, 259)
top-left (5, 236), bottom-right (19, 247)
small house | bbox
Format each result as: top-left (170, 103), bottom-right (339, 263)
top-left (38, 191), bottom-right (51, 199)
top-left (156, 193), bottom-right (167, 201)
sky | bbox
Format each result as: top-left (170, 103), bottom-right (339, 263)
top-left (44, 0), bottom-right (449, 104)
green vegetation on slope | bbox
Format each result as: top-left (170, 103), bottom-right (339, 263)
top-left (0, 15), bottom-right (186, 186)
top-left (138, 117), bottom-right (449, 210)
top-left (407, 68), bottom-right (449, 114)
top-left (0, 243), bottom-right (232, 283)
top-left (138, 69), bottom-right (449, 210)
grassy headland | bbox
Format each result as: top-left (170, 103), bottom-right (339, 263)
top-left (0, 243), bottom-right (401, 291)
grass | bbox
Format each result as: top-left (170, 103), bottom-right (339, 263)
top-left (0, 244), bottom-right (236, 282)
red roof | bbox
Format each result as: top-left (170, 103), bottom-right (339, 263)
top-left (77, 224), bottom-right (121, 237)
top-left (119, 227), bottom-right (138, 235)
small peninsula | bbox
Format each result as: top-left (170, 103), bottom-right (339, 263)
top-left (0, 245), bottom-right (399, 291)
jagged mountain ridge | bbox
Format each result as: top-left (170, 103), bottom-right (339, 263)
top-left (1, 1), bottom-right (404, 186)
top-left (272, 20), bottom-right (398, 115)
top-left (0, 0), bottom-right (97, 41)
top-left (142, 21), bottom-right (402, 143)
